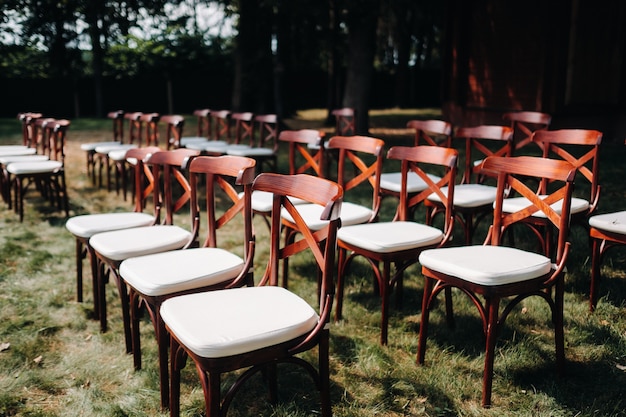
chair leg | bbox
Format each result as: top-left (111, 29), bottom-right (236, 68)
top-left (481, 297), bottom-right (500, 408)
top-left (417, 276), bottom-right (434, 364)
top-left (554, 277), bottom-right (565, 374)
top-left (170, 337), bottom-right (185, 417)
top-left (156, 308), bottom-right (170, 410)
top-left (590, 237), bottom-right (603, 312)
top-left (380, 261), bottom-right (390, 345)
top-left (319, 330), bottom-right (332, 417)
top-left (130, 289), bottom-right (142, 370)
top-left (334, 247), bottom-right (348, 322)
top-left (75, 239), bottom-right (84, 302)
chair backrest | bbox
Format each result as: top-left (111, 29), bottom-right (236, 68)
top-left (125, 146), bottom-right (162, 214)
top-left (125, 112), bottom-right (143, 145)
top-left (33, 117), bottom-right (56, 155)
top-left (193, 109), bottom-right (211, 138)
top-left (532, 129), bottom-right (602, 213)
top-left (387, 146), bottom-right (457, 235)
top-left (327, 135), bottom-right (385, 221)
top-left (278, 129), bottom-right (326, 177)
top-left (187, 155), bottom-right (256, 260)
top-left (254, 114), bottom-right (279, 151)
top-left (483, 155), bottom-right (576, 265)
top-left (252, 172), bottom-right (342, 318)
top-left (231, 112), bottom-right (255, 146)
top-left (454, 125), bottom-right (513, 184)
top-left (160, 114), bottom-right (185, 149)
top-left (502, 111), bottom-right (551, 154)
top-left (146, 148), bottom-right (200, 226)
top-left (211, 110), bottom-right (231, 141)
top-left (107, 110), bottom-right (125, 142)
top-left (332, 107), bottom-right (356, 136)
top-left (45, 119), bottom-right (70, 163)
top-left (140, 113), bottom-right (160, 147)
top-left (18, 112), bottom-right (43, 147)
top-left (406, 119), bottom-right (452, 147)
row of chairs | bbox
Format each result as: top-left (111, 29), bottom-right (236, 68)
top-left (0, 113), bottom-right (70, 221)
top-left (66, 110), bottom-right (613, 411)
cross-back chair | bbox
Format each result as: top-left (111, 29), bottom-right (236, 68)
top-left (89, 148), bottom-right (199, 354)
top-left (500, 129), bottom-right (602, 256)
top-left (161, 172), bottom-right (342, 417)
top-left (227, 114), bottom-right (280, 173)
top-left (81, 110), bottom-right (124, 185)
top-left (119, 155), bottom-right (256, 409)
top-left (281, 135), bottom-right (384, 287)
top-left (418, 155), bottom-right (577, 407)
top-left (179, 109), bottom-right (211, 148)
top-left (502, 110), bottom-right (551, 155)
top-left (65, 147), bottom-right (160, 308)
top-left (336, 145), bottom-right (458, 345)
top-left (161, 114), bottom-right (185, 149)
top-left (426, 125), bottom-right (513, 244)
top-left (7, 119), bottom-right (71, 221)
top-left (186, 110), bottom-right (234, 155)
top-left (332, 107), bottom-right (356, 135)
top-left (380, 119), bottom-right (452, 212)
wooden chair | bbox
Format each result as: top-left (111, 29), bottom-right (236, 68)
top-left (161, 172), bottom-right (342, 417)
top-left (502, 110), bottom-right (551, 154)
top-left (417, 155), bottom-right (576, 407)
top-left (336, 145), bottom-right (458, 345)
top-left (160, 114), bottom-right (185, 149)
top-left (179, 109), bottom-right (211, 148)
top-left (6, 119), bottom-right (71, 221)
top-left (379, 119), bottom-right (452, 213)
top-left (65, 147), bottom-right (160, 307)
top-left (332, 107), bottom-right (356, 135)
top-left (500, 129), bottom-right (602, 255)
top-left (227, 114), bottom-right (280, 173)
top-left (281, 135), bottom-right (384, 287)
top-left (589, 210), bottom-right (626, 311)
top-left (80, 110), bottom-right (124, 185)
top-left (246, 129), bottom-right (325, 229)
top-left (186, 110), bottom-right (233, 154)
top-left (89, 148), bottom-right (200, 353)
top-left (119, 155), bottom-right (256, 409)
top-left (426, 125), bottom-right (513, 244)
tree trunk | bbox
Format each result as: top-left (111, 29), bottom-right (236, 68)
top-left (342, 0), bottom-right (381, 134)
top-left (85, 3), bottom-right (104, 118)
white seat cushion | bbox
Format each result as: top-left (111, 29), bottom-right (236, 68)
top-left (6, 160), bottom-right (62, 174)
top-left (227, 147), bottom-right (274, 157)
top-left (185, 141), bottom-right (228, 152)
top-left (120, 247), bottom-right (244, 296)
top-left (419, 245), bottom-right (552, 286)
top-left (80, 141), bottom-right (121, 151)
top-left (338, 221), bottom-right (443, 253)
top-left (282, 202), bottom-right (373, 231)
top-left (589, 211), bottom-right (626, 234)
top-left (89, 225), bottom-right (192, 261)
top-left (379, 172), bottom-right (442, 193)
top-left (501, 195), bottom-right (589, 218)
top-left (0, 148), bottom-right (36, 157)
top-left (244, 190), bottom-right (306, 214)
top-left (107, 149), bottom-right (130, 161)
top-left (95, 144), bottom-right (137, 154)
top-left (65, 212), bottom-right (155, 238)
top-left (160, 286), bottom-right (318, 358)
top-left (428, 183), bottom-right (497, 208)
top-left (180, 136), bottom-right (208, 147)
top-left (0, 145), bottom-right (28, 151)
top-left (0, 155), bottom-right (48, 164)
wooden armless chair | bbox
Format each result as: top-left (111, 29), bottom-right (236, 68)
top-left (426, 125), bottom-right (513, 244)
top-left (186, 110), bottom-right (233, 155)
top-left (65, 147), bottom-right (160, 307)
top-left (161, 172), bottom-right (342, 417)
top-left (281, 135), bottom-right (384, 287)
top-left (161, 114), bottom-right (185, 150)
top-left (89, 148), bottom-right (199, 354)
top-left (336, 145), bottom-right (458, 345)
top-left (81, 110), bottom-right (124, 185)
top-left (502, 110), bottom-right (551, 155)
top-left (119, 155), bottom-right (256, 409)
top-left (332, 107), bottom-right (356, 136)
top-left (227, 114), bottom-right (280, 173)
top-left (179, 109), bottom-right (211, 148)
top-left (418, 155), bottom-right (576, 407)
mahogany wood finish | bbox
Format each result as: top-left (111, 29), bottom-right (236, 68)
top-left (502, 110), bottom-right (551, 154)
top-left (165, 172), bottom-right (342, 417)
top-left (427, 124), bottom-right (513, 244)
top-left (332, 107), bottom-right (356, 136)
top-left (336, 145), bottom-right (458, 345)
top-left (418, 155), bottom-right (577, 407)
top-left (161, 114), bottom-right (185, 149)
top-left (125, 155), bottom-right (256, 409)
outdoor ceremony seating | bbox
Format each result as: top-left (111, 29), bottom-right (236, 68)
top-left (417, 155), bottom-right (576, 407)
top-left (161, 172), bottom-right (342, 417)
top-left (336, 145), bottom-right (458, 345)
top-left (119, 155), bottom-right (256, 409)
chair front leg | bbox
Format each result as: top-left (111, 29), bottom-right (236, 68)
top-left (481, 296), bottom-right (500, 408)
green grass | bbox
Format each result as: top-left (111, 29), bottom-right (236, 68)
top-left (1, 110), bottom-right (626, 416)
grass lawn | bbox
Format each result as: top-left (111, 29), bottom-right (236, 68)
top-left (0, 109), bottom-right (625, 416)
